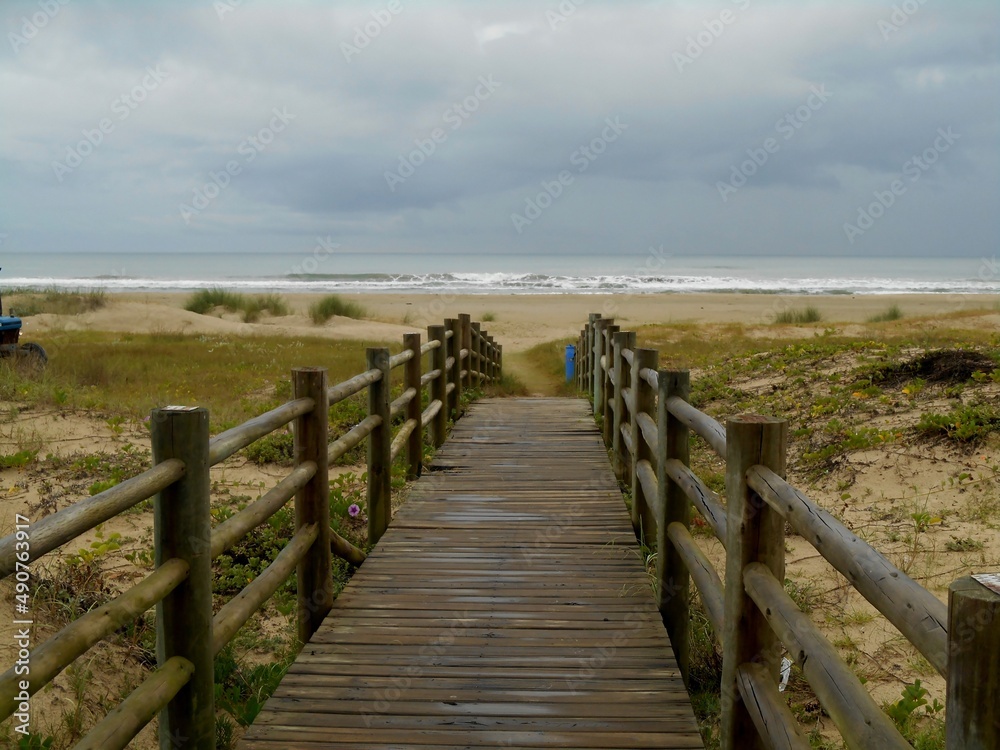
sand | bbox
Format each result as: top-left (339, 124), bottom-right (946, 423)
top-left (20, 291), bottom-right (1000, 354)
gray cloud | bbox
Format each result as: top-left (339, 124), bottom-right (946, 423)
top-left (1, 0), bottom-right (997, 258)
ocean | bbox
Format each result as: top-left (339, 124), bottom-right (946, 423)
top-left (0, 252), bottom-right (997, 296)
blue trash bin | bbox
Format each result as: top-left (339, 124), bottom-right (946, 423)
top-left (565, 344), bottom-right (576, 382)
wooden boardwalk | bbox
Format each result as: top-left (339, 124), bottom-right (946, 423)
top-left (241, 398), bottom-right (704, 749)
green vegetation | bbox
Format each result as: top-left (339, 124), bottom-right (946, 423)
top-left (481, 311), bottom-right (497, 322)
top-left (8, 287), bottom-right (107, 316)
top-left (215, 645), bottom-right (294, 731)
top-left (241, 293), bottom-right (290, 322)
top-left (0, 449), bottom-right (39, 468)
top-left (309, 294), bottom-right (367, 323)
top-left (515, 339), bottom-right (580, 396)
top-left (945, 536), bottom-right (984, 552)
top-left (774, 305), bottom-right (822, 324)
top-left (917, 403), bottom-right (1000, 443)
top-left (885, 680), bottom-right (945, 748)
top-left (185, 288), bottom-right (289, 322)
top-left (0, 331), bottom-right (383, 430)
top-left (868, 304), bottom-right (903, 323)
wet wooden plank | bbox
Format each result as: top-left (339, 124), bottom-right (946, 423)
top-left (240, 398), bottom-right (704, 749)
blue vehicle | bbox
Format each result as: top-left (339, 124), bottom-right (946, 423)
top-left (0, 273), bottom-right (47, 368)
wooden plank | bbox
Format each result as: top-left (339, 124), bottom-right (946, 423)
top-left (240, 398), bottom-right (704, 749)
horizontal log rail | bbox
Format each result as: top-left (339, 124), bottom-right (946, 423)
top-left (0, 459), bottom-right (185, 575)
top-left (665, 395), bottom-right (727, 457)
top-left (390, 418), bottom-right (419, 462)
top-left (212, 523), bottom-right (319, 656)
top-left (211, 464), bottom-right (316, 558)
top-left (328, 414), bottom-right (382, 465)
top-left (388, 349), bottom-right (415, 368)
top-left (744, 564), bottom-right (911, 749)
top-left (667, 522), bottom-right (724, 634)
top-left (422, 399), bottom-right (443, 424)
top-left (663, 458), bottom-right (726, 542)
top-left (575, 313), bottom-right (994, 750)
top-left (0, 314), bottom-right (501, 749)
top-left (208, 397), bottom-right (314, 465)
top-left (328, 367), bottom-right (382, 405)
top-left (74, 656), bottom-right (194, 750)
top-left (389, 386), bottom-right (417, 418)
top-left (736, 662), bottom-right (812, 750)
top-left (748, 465), bottom-right (948, 676)
top-left (0, 557), bottom-right (190, 718)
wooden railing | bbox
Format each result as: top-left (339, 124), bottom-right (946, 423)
top-left (0, 315), bottom-right (501, 750)
top-left (576, 314), bottom-right (999, 750)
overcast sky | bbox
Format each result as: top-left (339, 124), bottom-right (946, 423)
top-left (1, 1), bottom-right (997, 259)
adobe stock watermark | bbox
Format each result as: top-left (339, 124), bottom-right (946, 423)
top-left (673, 0), bottom-right (751, 73)
top-left (289, 236), bottom-right (341, 276)
top-left (510, 116), bottom-right (628, 234)
top-left (341, 0), bottom-right (402, 64)
top-left (214, 0), bottom-right (246, 21)
top-left (843, 126), bottom-right (959, 244)
top-left (8, 0), bottom-right (70, 54)
top-left (384, 75), bottom-right (502, 192)
top-left (547, 0), bottom-right (585, 30)
top-left (51, 66), bottom-right (169, 183)
top-left (177, 107), bottom-right (295, 224)
top-left (717, 84), bottom-right (832, 202)
top-left (877, 0), bottom-right (929, 40)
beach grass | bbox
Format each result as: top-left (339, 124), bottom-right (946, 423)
top-left (0, 330), bottom-right (391, 430)
top-left (868, 304), bottom-right (904, 323)
top-left (6, 287), bottom-right (108, 316)
top-left (185, 289), bottom-right (290, 323)
top-left (774, 305), bottom-right (822, 324)
top-left (309, 295), bottom-right (367, 324)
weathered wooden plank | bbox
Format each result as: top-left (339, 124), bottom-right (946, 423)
top-left (240, 398), bottom-right (703, 749)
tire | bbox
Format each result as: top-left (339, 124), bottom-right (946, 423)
top-left (18, 342), bottom-right (47, 370)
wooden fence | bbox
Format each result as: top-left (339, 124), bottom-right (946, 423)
top-left (576, 314), bottom-right (999, 750)
top-left (0, 315), bottom-right (501, 750)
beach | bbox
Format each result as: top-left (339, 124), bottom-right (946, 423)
top-left (4, 287), bottom-right (1000, 747)
top-left (19, 291), bottom-right (1000, 356)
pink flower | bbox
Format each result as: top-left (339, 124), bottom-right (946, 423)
top-left (348, 504), bottom-right (361, 518)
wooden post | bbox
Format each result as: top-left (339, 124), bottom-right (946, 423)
top-left (720, 415), bottom-right (788, 750)
top-left (658, 370), bottom-right (691, 686)
top-left (611, 331), bottom-right (635, 481)
top-left (577, 329), bottom-right (585, 392)
top-left (367, 348), bottom-right (392, 545)
top-left (485, 334), bottom-right (494, 383)
top-left (592, 318), bottom-right (611, 416)
top-left (403, 333), bottom-right (422, 480)
top-left (582, 318), bottom-right (595, 395)
top-left (947, 577), bottom-right (1000, 749)
top-left (428, 325), bottom-right (448, 448)
top-left (630, 348), bottom-right (658, 544)
top-left (293, 367), bottom-right (333, 644)
top-left (459, 313), bottom-right (472, 390)
top-left (151, 406), bottom-right (214, 750)
top-left (575, 332), bottom-right (583, 390)
top-left (447, 317), bottom-right (463, 419)
top-left (601, 324), bottom-right (619, 449)
top-left (471, 321), bottom-right (482, 385)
